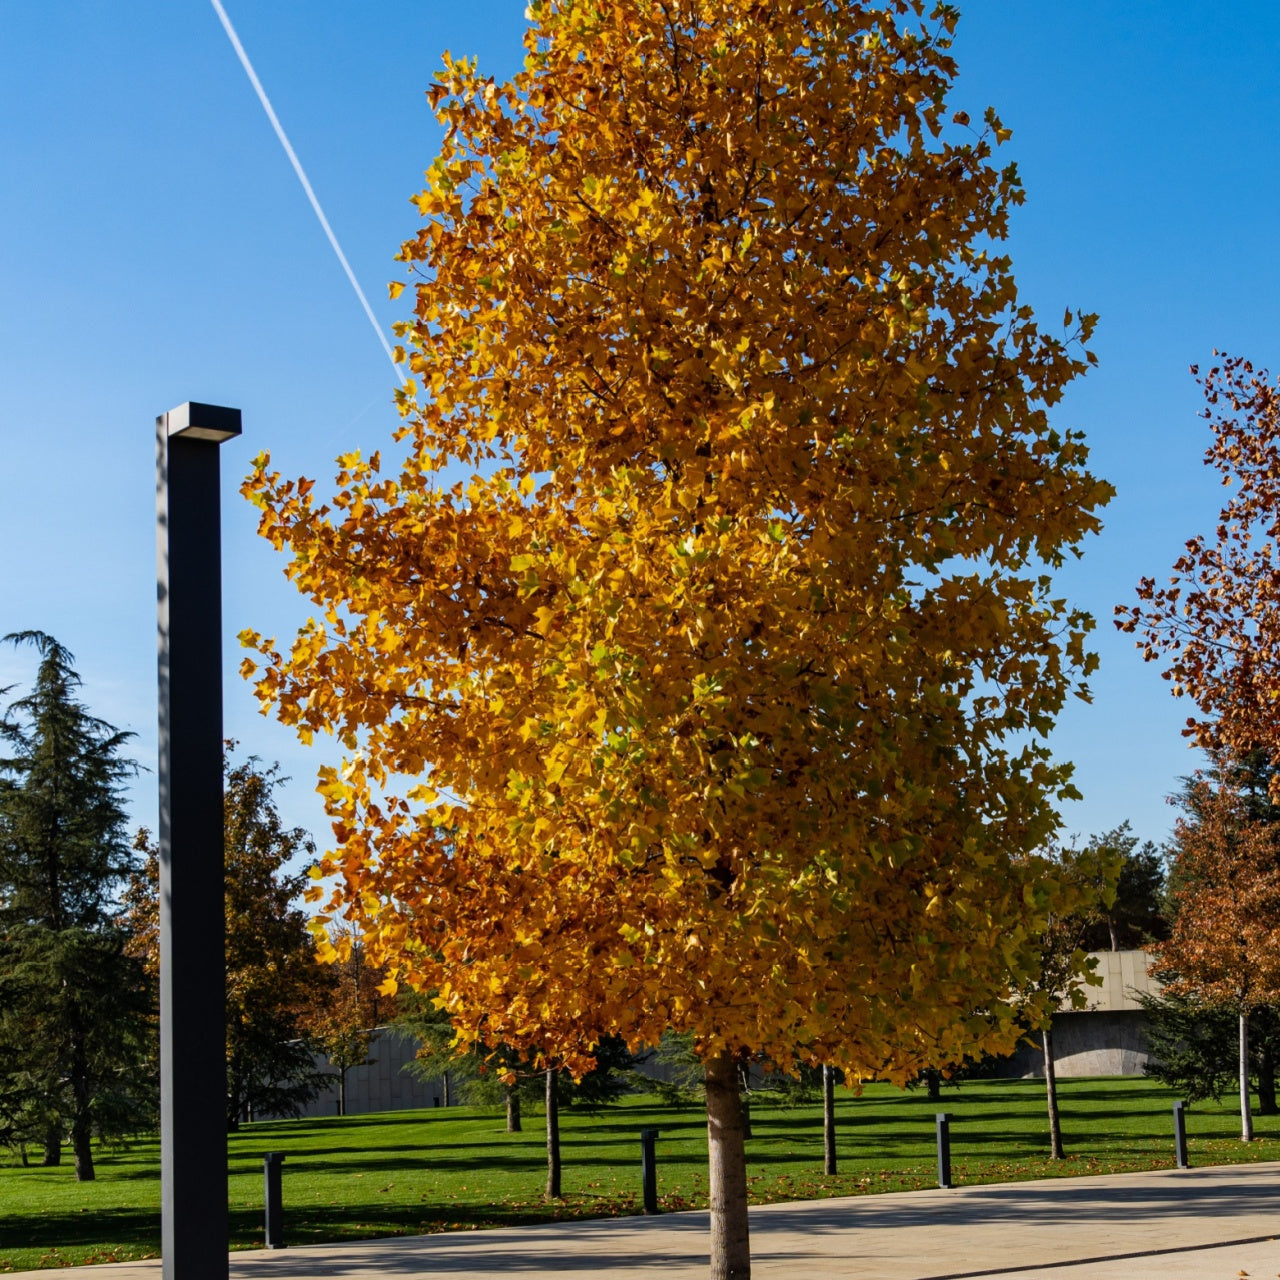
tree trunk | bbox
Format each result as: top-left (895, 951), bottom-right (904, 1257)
top-left (1240, 1011), bottom-right (1254, 1142)
top-left (822, 1064), bottom-right (836, 1176)
top-left (925, 1068), bottom-right (941, 1103)
top-left (1258, 1040), bottom-right (1277, 1115)
top-left (1108, 916), bottom-right (1120, 952)
top-left (545, 1068), bottom-right (562, 1200)
top-left (442, 1071), bottom-right (450, 1108)
top-left (706, 1051), bottom-right (751, 1280)
top-left (70, 1040), bottom-right (95, 1182)
top-left (71, 1109), bottom-right (95, 1182)
top-left (1043, 1024), bottom-right (1064, 1160)
top-left (339, 1066), bottom-right (348, 1117)
top-left (506, 1086), bottom-right (522, 1133)
top-left (41, 1126), bottom-right (61, 1166)
top-left (227, 1064), bottom-right (243, 1133)
top-left (61, 1020), bottom-right (95, 1182)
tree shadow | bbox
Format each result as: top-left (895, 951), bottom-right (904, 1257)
top-left (0, 1206), bottom-right (160, 1253)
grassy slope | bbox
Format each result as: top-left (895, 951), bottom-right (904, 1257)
top-left (3, 1077), bottom-right (1278, 1272)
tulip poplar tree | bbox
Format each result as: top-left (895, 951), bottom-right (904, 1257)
top-left (243, 2), bottom-right (1110, 1275)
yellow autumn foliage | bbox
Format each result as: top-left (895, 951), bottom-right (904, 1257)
top-left (242, 0), bottom-right (1111, 1085)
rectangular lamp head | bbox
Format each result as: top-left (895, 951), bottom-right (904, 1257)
top-left (164, 402), bottom-right (242, 443)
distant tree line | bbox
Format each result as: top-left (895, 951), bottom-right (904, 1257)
top-left (0, 635), bottom-right (403, 1174)
top-left (0, 632), bottom-right (647, 1184)
top-left (9, 630), bottom-right (1280, 1181)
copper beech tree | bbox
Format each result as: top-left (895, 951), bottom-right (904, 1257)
top-left (242, 2), bottom-right (1110, 1275)
top-left (1120, 356), bottom-right (1280, 786)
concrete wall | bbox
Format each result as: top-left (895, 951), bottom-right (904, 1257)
top-left (286, 1026), bottom-right (455, 1119)
top-left (1004, 1010), bottom-right (1154, 1079)
top-left (1067, 949), bottom-right (1161, 1013)
top-left (1000, 950), bottom-right (1162, 1079)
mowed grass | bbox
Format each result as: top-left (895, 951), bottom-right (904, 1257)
top-left (4, 1077), bottom-right (1280, 1272)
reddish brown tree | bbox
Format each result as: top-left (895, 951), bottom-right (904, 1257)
top-left (1119, 355), bottom-right (1280, 787)
top-left (1152, 770), bottom-right (1280, 1141)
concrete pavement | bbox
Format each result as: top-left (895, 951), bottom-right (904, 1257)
top-left (28, 1161), bottom-right (1280, 1279)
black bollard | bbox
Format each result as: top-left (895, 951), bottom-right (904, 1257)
top-left (640, 1128), bottom-right (659, 1214)
top-left (1173, 1101), bottom-right (1189, 1169)
top-left (263, 1153), bottom-right (285, 1249)
top-left (936, 1113), bottom-right (952, 1189)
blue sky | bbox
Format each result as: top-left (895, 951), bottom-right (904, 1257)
top-left (2, 1), bottom-right (1277, 858)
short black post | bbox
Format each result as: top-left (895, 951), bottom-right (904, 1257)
top-left (936, 1112), bottom-right (952, 1189)
top-left (263, 1153), bottom-right (285, 1249)
top-left (1173, 1101), bottom-right (1189, 1169)
top-left (822, 1064), bottom-right (837, 1176)
top-left (640, 1128), bottom-right (659, 1214)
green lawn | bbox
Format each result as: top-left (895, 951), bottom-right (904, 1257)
top-left (4, 1077), bottom-right (1280, 1272)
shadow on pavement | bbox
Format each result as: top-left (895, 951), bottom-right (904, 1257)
top-left (222, 1167), bottom-right (1280, 1276)
top-left (910, 1233), bottom-right (1280, 1280)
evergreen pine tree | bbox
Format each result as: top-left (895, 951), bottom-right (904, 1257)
top-left (0, 633), bottom-right (151, 1179)
top-left (1078, 822), bottom-right (1168, 952)
top-left (1139, 989), bottom-right (1280, 1115)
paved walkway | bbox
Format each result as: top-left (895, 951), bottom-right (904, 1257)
top-left (32, 1162), bottom-right (1280, 1279)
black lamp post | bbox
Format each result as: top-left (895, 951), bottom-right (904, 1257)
top-left (156, 401), bottom-right (241, 1280)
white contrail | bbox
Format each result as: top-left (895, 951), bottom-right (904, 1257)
top-left (208, 0), bottom-right (406, 386)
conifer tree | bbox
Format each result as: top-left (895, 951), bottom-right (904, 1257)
top-left (1077, 822), bottom-right (1167, 952)
top-left (1140, 991), bottom-right (1280, 1117)
top-left (0, 633), bottom-right (150, 1179)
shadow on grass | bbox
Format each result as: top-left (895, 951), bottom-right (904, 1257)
top-left (0, 1206), bottom-right (159, 1254)
top-left (241, 1103), bottom-right (683, 1137)
top-left (224, 1196), bottom-right (657, 1250)
top-left (0, 1199), bottom-right (657, 1260)
top-left (243, 1112), bottom-right (486, 1134)
top-left (278, 1148), bottom-right (710, 1178)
